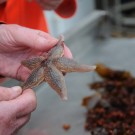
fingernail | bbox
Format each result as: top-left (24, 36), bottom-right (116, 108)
top-left (12, 86), bottom-right (22, 94)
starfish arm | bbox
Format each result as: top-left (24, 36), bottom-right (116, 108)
top-left (44, 64), bottom-right (67, 100)
top-left (21, 56), bottom-right (45, 70)
top-left (21, 67), bottom-right (45, 90)
top-left (48, 35), bottom-right (64, 59)
top-left (53, 57), bottom-right (96, 73)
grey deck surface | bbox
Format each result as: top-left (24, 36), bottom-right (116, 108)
top-left (15, 31), bottom-right (135, 135)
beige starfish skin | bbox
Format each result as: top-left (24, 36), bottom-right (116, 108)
top-left (21, 36), bottom-right (96, 100)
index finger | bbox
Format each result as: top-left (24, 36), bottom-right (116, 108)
top-left (7, 24), bottom-right (57, 51)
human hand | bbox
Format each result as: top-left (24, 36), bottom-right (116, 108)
top-left (36, 0), bottom-right (64, 10)
top-left (0, 86), bottom-right (37, 135)
top-left (0, 24), bottom-right (72, 81)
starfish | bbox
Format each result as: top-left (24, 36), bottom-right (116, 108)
top-left (21, 36), bottom-right (96, 100)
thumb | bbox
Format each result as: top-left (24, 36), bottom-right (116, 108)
top-left (8, 24), bottom-right (57, 51)
top-left (0, 86), bottom-right (22, 101)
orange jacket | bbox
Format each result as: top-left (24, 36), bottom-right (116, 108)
top-left (0, 0), bottom-right (77, 32)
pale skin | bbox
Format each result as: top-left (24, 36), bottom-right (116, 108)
top-left (0, 0), bottom-right (71, 134)
top-left (0, 24), bottom-right (72, 135)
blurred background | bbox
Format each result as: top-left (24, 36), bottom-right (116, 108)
top-left (46, 0), bottom-right (135, 38)
top-left (45, 0), bottom-right (95, 36)
top-left (2, 0), bottom-right (135, 135)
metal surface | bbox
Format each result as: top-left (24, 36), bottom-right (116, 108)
top-left (101, 0), bottom-right (135, 30)
top-left (115, 1), bottom-right (135, 11)
top-left (122, 17), bottom-right (135, 26)
top-left (114, 0), bottom-right (122, 32)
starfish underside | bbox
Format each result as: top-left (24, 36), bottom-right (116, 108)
top-left (21, 36), bottom-right (96, 100)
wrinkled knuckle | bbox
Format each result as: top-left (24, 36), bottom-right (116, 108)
top-left (10, 24), bottom-right (20, 29)
top-left (0, 24), bottom-right (11, 37)
top-left (0, 23), bottom-right (7, 29)
top-left (0, 24), bottom-right (20, 32)
top-left (8, 24), bottom-right (21, 36)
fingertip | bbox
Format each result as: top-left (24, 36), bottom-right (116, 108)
top-left (21, 88), bottom-right (37, 112)
top-left (23, 88), bottom-right (37, 105)
top-left (10, 86), bottom-right (23, 100)
top-left (63, 45), bottom-right (72, 58)
top-left (22, 88), bottom-right (34, 95)
top-left (11, 86), bottom-right (22, 94)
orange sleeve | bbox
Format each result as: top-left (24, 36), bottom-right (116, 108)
top-left (0, 0), bottom-right (48, 32)
top-left (0, 0), bottom-right (77, 32)
top-left (55, 0), bottom-right (77, 18)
